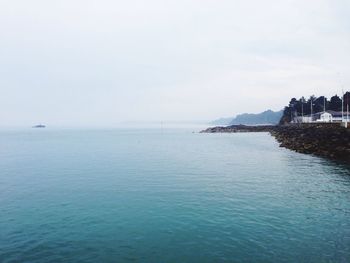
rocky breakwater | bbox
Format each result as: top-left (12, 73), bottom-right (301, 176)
top-left (200, 125), bottom-right (275, 133)
top-left (271, 123), bottom-right (350, 162)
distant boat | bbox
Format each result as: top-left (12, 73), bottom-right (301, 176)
top-left (32, 124), bottom-right (46, 128)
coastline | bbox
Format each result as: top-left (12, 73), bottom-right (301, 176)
top-left (201, 124), bottom-right (350, 163)
top-left (200, 124), bottom-right (276, 133)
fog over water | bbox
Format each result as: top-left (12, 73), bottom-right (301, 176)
top-left (1, 0), bottom-right (350, 127)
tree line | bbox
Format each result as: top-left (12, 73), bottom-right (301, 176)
top-left (280, 91), bottom-right (350, 124)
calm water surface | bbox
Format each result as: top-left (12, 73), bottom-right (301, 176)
top-left (0, 129), bottom-right (350, 262)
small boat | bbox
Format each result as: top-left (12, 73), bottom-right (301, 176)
top-left (32, 124), bottom-right (46, 128)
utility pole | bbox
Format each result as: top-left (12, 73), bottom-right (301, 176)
top-left (300, 97), bottom-right (305, 123)
top-left (310, 98), bottom-right (313, 123)
top-left (301, 102), bottom-right (304, 121)
top-left (347, 92), bottom-right (349, 128)
top-left (342, 90), bottom-right (344, 122)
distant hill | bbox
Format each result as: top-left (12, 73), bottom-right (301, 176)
top-left (210, 117), bottom-right (234, 126)
top-left (211, 110), bottom-right (283, 126)
top-left (230, 110), bottom-right (283, 125)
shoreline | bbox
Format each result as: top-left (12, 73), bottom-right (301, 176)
top-left (201, 124), bottom-right (350, 163)
top-left (200, 124), bottom-right (276, 133)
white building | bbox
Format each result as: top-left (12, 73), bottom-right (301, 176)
top-left (317, 112), bottom-right (333, 122)
top-left (292, 111), bottom-right (350, 125)
top-left (293, 111), bottom-right (345, 123)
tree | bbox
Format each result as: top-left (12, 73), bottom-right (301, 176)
top-left (313, 96), bottom-right (327, 113)
top-left (305, 95), bottom-right (316, 115)
top-left (299, 97), bottom-right (306, 116)
top-left (329, 95), bottom-right (342, 111)
top-left (344, 92), bottom-right (350, 114)
top-left (279, 106), bottom-right (291, 124)
top-left (344, 92), bottom-right (350, 104)
top-left (279, 91), bottom-right (350, 124)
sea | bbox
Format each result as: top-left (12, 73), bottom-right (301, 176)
top-left (0, 128), bottom-right (349, 262)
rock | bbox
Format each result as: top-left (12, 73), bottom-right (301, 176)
top-left (201, 123), bottom-right (350, 163)
top-left (271, 123), bottom-right (350, 163)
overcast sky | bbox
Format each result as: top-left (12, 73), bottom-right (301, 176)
top-left (1, 0), bottom-right (350, 126)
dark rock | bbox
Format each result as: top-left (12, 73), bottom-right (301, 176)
top-left (201, 123), bottom-right (350, 163)
top-left (270, 123), bottom-right (350, 163)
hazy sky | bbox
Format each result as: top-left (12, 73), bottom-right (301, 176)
top-left (1, 0), bottom-right (350, 126)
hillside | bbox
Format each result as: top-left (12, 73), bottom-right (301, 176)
top-left (211, 110), bottom-right (282, 126)
top-left (230, 110), bottom-right (283, 125)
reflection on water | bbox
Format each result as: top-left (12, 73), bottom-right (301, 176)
top-left (0, 129), bottom-right (349, 262)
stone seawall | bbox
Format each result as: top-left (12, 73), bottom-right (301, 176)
top-left (271, 124), bottom-right (350, 162)
top-left (201, 123), bottom-right (350, 163)
top-left (200, 125), bottom-right (275, 133)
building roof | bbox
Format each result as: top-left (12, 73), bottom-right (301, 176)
top-left (303, 111), bottom-right (345, 118)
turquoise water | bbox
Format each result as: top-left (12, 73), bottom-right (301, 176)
top-left (0, 129), bottom-right (350, 262)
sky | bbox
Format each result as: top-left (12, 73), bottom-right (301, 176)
top-left (0, 0), bottom-right (350, 127)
